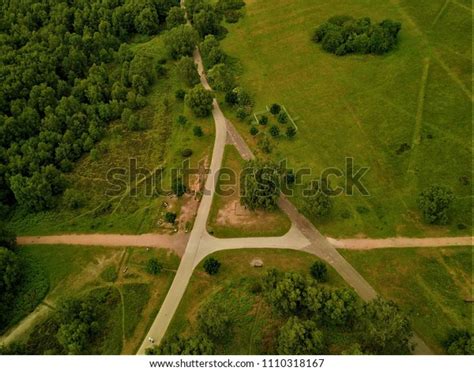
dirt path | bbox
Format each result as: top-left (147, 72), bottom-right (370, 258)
top-left (0, 303), bottom-right (52, 346)
top-left (17, 232), bottom-right (189, 257)
top-left (329, 236), bottom-right (473, 249)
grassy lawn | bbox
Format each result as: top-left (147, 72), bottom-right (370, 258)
top-left (8, 34), bottom-right (215, 236)
top-left (220, 0), bottom-right (472, 238)
top-left (207, 145), bottom-right (291, 237)
top-left (339, 246), bottom-right (473, 354)
top-left (165, 249), bottom-right (348, 354)
top-left (4, 245), bottom-right (180, 355)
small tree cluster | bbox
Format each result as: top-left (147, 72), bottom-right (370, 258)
top-left (240, 160), bottom-right (281, 210)
top-left (313, 16), bottom-right (402, 55)
top-left (417, 185), bottom-right (454, 225)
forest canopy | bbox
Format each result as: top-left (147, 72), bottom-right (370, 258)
top-left (0, 0), bottom-right (179, 214)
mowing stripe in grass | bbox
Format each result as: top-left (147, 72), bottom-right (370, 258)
top-left (407, 57), bottom-right (431, 179)
top-left (451, 0), bottom-right (473, 12)
top-left (432, 0), bottom-right (451, 27)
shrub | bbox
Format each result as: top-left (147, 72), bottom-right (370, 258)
top-left (310, 261), bottom-right (328, 282)
top-left (164, 212), bottom-right (177, 224)
top-left (181, 148), bottom-right (193, 158)
top-left (269, 125), bottom-right (280, 137)
top-left (177, 115), bottom-right (187, 125)
top-left (225, 90), bottom-right (239, 105)
top-left (146, 258), bottom-right (163, 275)
top-left (193, 126), bottom-right (203, 137)
top-left (175, 89), bottom-right (186, 100)
top-left (277, 317), bottom-right (325, 355)
top-left (417, 185), bottom-right (454, 225)
top-left (257, 135), bottom-right (272, 154)
top-left (203, 257), bottom-right (221, 275)
top-left (277, 111), bottom-right (288, 124)
top-left (207, 64), bottom-right (235, 92)
top-left (443, 329), bottom-right (473, 355)
top-left (286, 126), bottom-right (296, 138)
top-left (304, 190), bottom-right (331, 219)
top-left (176, 57), bottom-right (200, 86)
top-left (172, 177), bottom-right (187, 196)
top-left (258, 115), bottom-right (268, 125)
top-left (63, 189), bottom-right (85, 210)
top-left (249, 126), bottom-right (259, 136)
top-left (270, 103), bottom-right (281, 115)
top-left (236, 107), bottom-right (250, 120)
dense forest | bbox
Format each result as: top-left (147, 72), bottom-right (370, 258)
top-left (0, 0), bottom-right (180, 215)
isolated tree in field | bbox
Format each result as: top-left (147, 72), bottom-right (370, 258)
top-left (417, 185), bottom-right (454, 225)
top-left (249, 126), bottom-right (258, 136)
top-left (203, 257), bottom-right (221, 275)
top-left (176, 57), bottom-right (200, 86)
top-left (277, 317), bottom-right (325, 355)
top-left (278, 111), bottom-right (288, 124)
top-left (310, 261), bottom-right (328, 282)
top-left (269, 125), bottom-right (280, 137)
top-left (163, 25), bottom-right (199, 59)
top-left (146, 258), bottom-right (163, 275)
top-left (207, 64), bottom-right (235, 92)
top-left (193, 125), bottom-right (203, 137)
top-left (185, 86), bottom-right (214, 117)
top-left (361, 298), bottom-right (413, 355)
top-left (175, 88), bottom-right (186, 100)
top-left (270, 103), bottom-right (281, 115)
top-left (166, 6), bottom-right (186, 29)
top-left (240, 160), bottom-right (281, 210)
top-left (443, 329), bottom-right (473, 355)
top-left (0, 225), bottom-right (16, 251)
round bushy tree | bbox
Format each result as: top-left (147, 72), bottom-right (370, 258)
top-left (277, 317), bottom-right (325, 355)
top-left (270, 103), bottom-right (281, 115)
top-left (163, 25), bottom-right (199, 60)
top-left (166, 6), bottom-right (186, 29)
top-left (278, 111), bottom-right (288, 124)
top-left (185, 86), bottom-right (214, 117)
top-left (258, 115), bottom-right (268, 125)
top-left (310, 261), bottom-right (328, 282)
top-left (193, 126), bottom-right (203, 137)
top-left (249, 126), bottom-right (259, 136)
top-left (417, 185), bottom-right (454, 225)
top-left (146, 258), bottom-right (163, 275)
top-left (269, 125), bottom-right (280, 137)
top-left (203, 257), bottom-right (221, 275)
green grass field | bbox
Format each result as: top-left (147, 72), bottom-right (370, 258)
top-left (4, 245), bottom-right (180, 354)
top-left (165, 249), bottom-right (349, 354)
top-left (220, 0), bottom-right (472, 238)
top-left (207, 145), bottom-right (291, 237)
top-left (340, 246), bottom-right (473, 353)
top-left (8, 35), bottom-right (215, 236)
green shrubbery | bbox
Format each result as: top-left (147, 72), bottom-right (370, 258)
top-left (312, 16), bottom-right (402, 55)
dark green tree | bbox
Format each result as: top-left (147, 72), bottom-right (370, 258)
top-left (146, 258), bottom-right (163, 275)
top-left (164, 25), bottom-right (199, 59)
top-left (277, 317), bottom-right (325, 355)
top-left (310, 261), bottom-right (328, 282)
top-left (203, 257), bottom-right (221, 275)
top-left (166, 7), bottom-right (186, 29)
top-left (185, 86), bottom-right (214, 117)
top-left (176, 56), bottom-right (200, 86)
